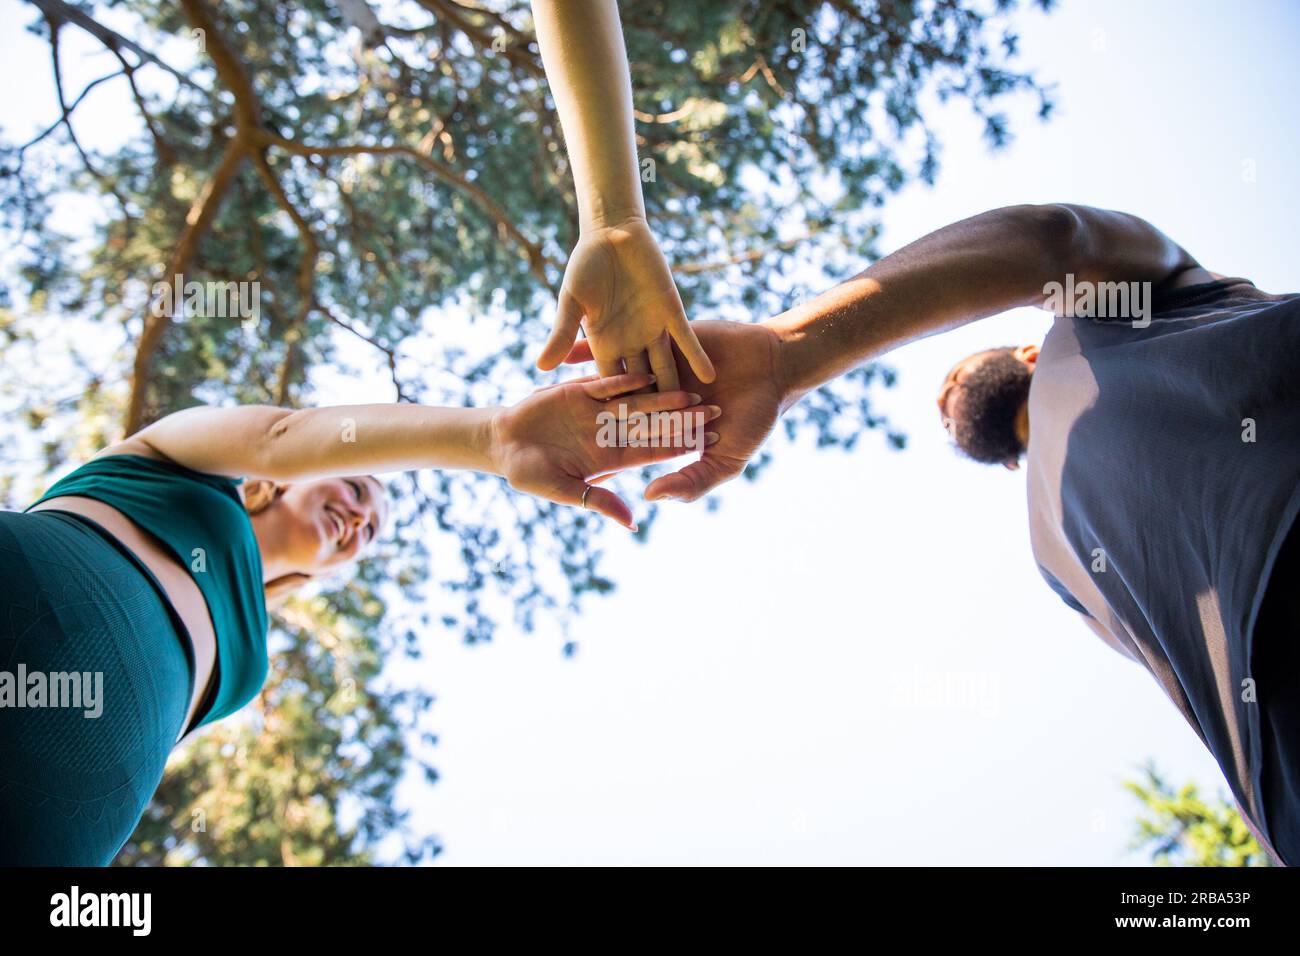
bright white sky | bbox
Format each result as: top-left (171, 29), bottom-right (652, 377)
top-left (3, 0), bottom-right (1298, 865)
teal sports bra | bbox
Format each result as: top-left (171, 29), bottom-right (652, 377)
top-left (24, 453), bottom-right (269, 734)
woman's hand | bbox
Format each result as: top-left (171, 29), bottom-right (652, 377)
top-left (488, 372), bottom-right (721, 530)
top-left (564, 320), bottom-right (788, 503)
top-left (536, 217), bottom-right (716, 392)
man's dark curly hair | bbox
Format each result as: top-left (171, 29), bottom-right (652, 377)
top-left (948, 348), bottom-right (1032, 465)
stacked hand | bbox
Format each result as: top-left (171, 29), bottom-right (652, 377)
top-left (528, 206), bottom-right (792, 516)
top-left (490, 371), bottom-right (722, 530)
top-left (536, 217), bottom-right (716, 392)
top-left (562, 319), bottom-right (789, 503)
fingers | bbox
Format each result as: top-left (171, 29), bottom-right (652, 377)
top-left (669, 317), bottom-right (717, 384)
top-left (646, 332), bottom-right (681, 392)
top-left (595, 407), bottom-right (721, 470)
top-left (562, 339), bottom-right (665, 398)
top-left (614, 429), bottom-right (721, 469)
top-left (644, 452), bottom-right (744, 503)
top-left (581, 372), bottom-right (657, 400)
top-left (623, 351), bottom-right (656, 395)
top-left (537, 288), bottom-right (586, 371)
top-left (624, 351), bottom-right (652, 378)
top-left (556, 314), bottom-right (704, 391)
top-left (616, 406), bottom-right (719, 442)
top-left (562, 333), bottom-right (687, 394)
top-left (616, 390), bottom-right (707, 416)
top-left (644, 469), bottom-right (694, 502)
top-left (532, 373), bottom-right (598, 394)
top-left (596, 355), bottom-right (626, 379)
top-left (565, 478), bottom-right (636, 531)
top-left (562, 339), bottom-right (594, 365)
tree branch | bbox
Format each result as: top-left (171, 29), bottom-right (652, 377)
top-left (322, 305), bottom-right (415, 404)
top-left (413, 0), bottom-right (545, 80)
top-left (45, 21), bottom-right (135, 222)
top-left (249, 148), bottom-right (320, 407)
top-left (17, 68), bottom-right (123, 153)
top-left (177, 0), bottom-right (262, 132)
top-left (674, 234), bottom-right (812, 275)
top-left (24, 0), bottom-right (206, 93)
top-left (126, 0), bottom-right (265, 433)
top-left (102, 42), bottom-right (178, 166)
top-left (125, 136), bottom-right (249, 434)
top-left (250, 129), bottom-right (557, 288)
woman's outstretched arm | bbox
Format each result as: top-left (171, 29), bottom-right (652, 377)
top-left (530, 0), bottom-right (714, 390)
top-left (100, 374), bottom-right (720, 529)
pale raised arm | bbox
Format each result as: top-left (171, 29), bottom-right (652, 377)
top-left (530, 0), bottom-right (714, 389)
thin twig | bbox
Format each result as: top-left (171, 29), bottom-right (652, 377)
top-left (24, 0), bottom-right (206, 93)
top-left (17, 68), bottom-right (123, 153)
top-left (251, 129), bottom-right (557, 289)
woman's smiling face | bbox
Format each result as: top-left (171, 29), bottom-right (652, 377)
top-left (268, 475), bottom-right (389, 574)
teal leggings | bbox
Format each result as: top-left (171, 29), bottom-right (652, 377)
top-left (0, 509), bottom-right (193, 866)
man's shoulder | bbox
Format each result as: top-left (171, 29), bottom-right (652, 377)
top-left (1151, 274), bottom-right (1295, 315)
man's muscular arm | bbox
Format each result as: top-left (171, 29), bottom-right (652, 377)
top-left (635, 203), bottom-right (1211, 501)
top-left (774, 203), bottom-right (1207, 403)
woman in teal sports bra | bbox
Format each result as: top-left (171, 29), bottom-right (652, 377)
top-left (0, 380), bottom-right (719, 865)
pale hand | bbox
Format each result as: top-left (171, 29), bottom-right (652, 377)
top-left (564, 320), bottom-right (787, 503)
top-left (536, 217), bottom-right (716, 391)
top-left (490, 372), bottom-right (721, 529)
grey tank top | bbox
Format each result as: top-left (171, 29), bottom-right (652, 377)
top-left (1025, 277), bottom-right (1300, 847)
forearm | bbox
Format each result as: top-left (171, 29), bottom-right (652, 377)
top-left (258, 404), bottom-right (502, 480)
top-left (766, 204), bottom-right (1072, 400)
top-left (134, 403), bottom-right (501, 481)
top-left (532, 0), bottom-right (644, 230)
top-left (765, 203), bottom-right (1197, 401)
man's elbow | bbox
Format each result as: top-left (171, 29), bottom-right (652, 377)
top-left (1018, 203), bottom-right (1085, 270)
top-left (989, 203), bottom-right (1088, 293)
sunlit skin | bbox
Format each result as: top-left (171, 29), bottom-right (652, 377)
top-left (249, 474), bottom-right (390, 587)
top-left (531, 0), bottom-right (715, 391)
top-left (936, 344), bottom-right (1039, 470)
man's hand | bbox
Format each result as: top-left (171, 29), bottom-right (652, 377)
top-left (564, 320), bottom-right (786, 502)
top-left (489, 372), bottom-right (721, 528)
top-left (537, 216), bottom-right (716, 392)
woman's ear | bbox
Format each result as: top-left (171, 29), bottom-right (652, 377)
top-left (242, 479), bottom-right (288, 514)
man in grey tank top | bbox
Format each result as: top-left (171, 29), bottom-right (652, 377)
top-left (936, 245), bottom-right (1300, 866)
top-left (629, 203), bottom-right (1299, 864)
